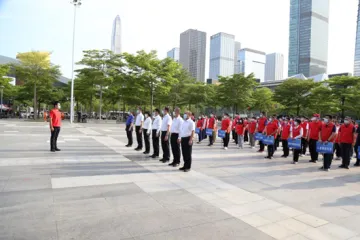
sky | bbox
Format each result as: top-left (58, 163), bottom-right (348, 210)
top-left (0, 0), bottom-right (358, 79)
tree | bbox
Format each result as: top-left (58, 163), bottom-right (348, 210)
top-left (252, 87), bottom-right (276, 114)
top-left (274, 78), bottom-right (319, 115)
top-left (218, 73), bottom-right (258, 114)
top-left (12, 51), bottom-right (60, 119)
top-left (326, 76), bottom-right (360, 118)
top-left (307, 85), bottom-right (338, 115)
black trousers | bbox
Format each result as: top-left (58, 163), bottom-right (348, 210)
top-left (161, 131), bottom-right (170, 160)
top-left (309, 139), bottom-right (318, 161)
top-left (334, 143), bottom-right (341, 158)
top-left (301, 138), bottom-right (308, 155)
top-left (244, 130), bottom-right (249, 142)
top-left (341, 143), bottom-right (352, 167)
top-left (135, 126), bottom-right (143, 149)
top-left (323, 152), bottom-right (334, 169)
top-left (267, 144), bottom-right (274, 158)
top-left (259, 131), bottom-right (265, 151)
top-left (152, 130), bottom-right (159, 156)
top-left (198, 129), bottom-right (203, 142)
top-left (126, 125), bottom-right (133, 146)
top-left (223, 133), bottom-right (230, 147)
top-left (293, 149), bottom-right (301, 162)
top-left (274, 135), bottom-right (280, 151)
top-left (355, 143), bottom-right (359, 163)
top-left (232, 130), bottom-right (238, 144)
top-left (170, 133), bottom-right (181, 164)
top-left (209, 134), bottom-right (214, 145)
top-left (50, 127), bottom-right (60, 150)
top-left (282, 140), bottom-right (289, 157)
top-left (143, 129), bottom-right (150, 152)
top-left (181, 137), bottom-right (192, 169)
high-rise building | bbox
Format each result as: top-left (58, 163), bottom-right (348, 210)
top-left (209, 32), bottom-right (235, 82)
top-left (354, 0), bottom-right (360, 76)
top-left (265, 53), bottom-right (284, 81)
top-left (111, 15), bottom-right (122, 54)
top-left (288, 0), bottom-right (329, 77)
top-left (234, 41), bottom-right (241, 74)
top-left (167, 48), bottom-right (180, 62)
top-left (179, 29), bottom-right (206, 82)
top-left (238, 48), bottom-right (266, 82)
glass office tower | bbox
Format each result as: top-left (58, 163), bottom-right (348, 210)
top-left (354, 0), bottom-right (360, 76)
top-left (288, 0), bottom-right (329, 77)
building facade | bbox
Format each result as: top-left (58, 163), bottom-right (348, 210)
top-left (179, 29), bottom-right (207, 82)
top-left (167, 48), bottom-right (180, 62)
top-left (111, 15), bottom-right (122, 54)
top-left (288, 0), bottom-right (329, 77)
top-left (265, 53), bottom-right (284, 81)
top-left (354, 0), bottom-right (360, 76)
top-left (238, 48), bottom-right (266, 82)
top-left (233, 41), bottom-right (242, 74)
top-left (209, 32), bottom-right (235, 82)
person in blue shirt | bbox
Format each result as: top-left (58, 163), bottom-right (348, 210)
top-left (125, 112), bottom-right (134, 147)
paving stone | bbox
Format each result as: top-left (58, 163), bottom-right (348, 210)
top-left (294, 214), bottom-right (328, 227)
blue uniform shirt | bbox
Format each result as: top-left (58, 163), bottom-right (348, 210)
top-left (126, 115), bottom-right (134, 126)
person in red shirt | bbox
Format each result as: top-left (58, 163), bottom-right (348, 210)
top-left (207, 113), bottom-right (217, 146)
top-left (49, 101), bottom-right (62, 152)
top-left (319, 115), bottom-right (336, 171)
top-left (236, 118), bottom-right (248, 149)
top-left (232, 113), bottom-right (240, 144)
top-left (196, 116), bottom-right (203, 144)
top-left (292, 119), bottom-right (303, 164)
top-left (281, 118), bottom-right (291, 158)
top-left (264, 117), bottom-right (278, 159)
top-left (300, 116), bottom-right (309, 156)
top-left (248, 117), bottom-right (257, 148)
top-left (307, 114), bottom-right (322, 163)
top-left (244, 118), bottom-right (249, 143)
top-left (221, 113), bottom-right (232, 150)
top-left (334, 120), bottom-right (342, 160)
top-left (339, 116), bottom-right (357, 169)
top-left (257, 112), bottom-right (267, 152)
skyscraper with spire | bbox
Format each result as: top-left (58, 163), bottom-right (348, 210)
top-left (354, 0), bottom-right (360, 76)
top-left (111, 15), bottom-right (122, 54)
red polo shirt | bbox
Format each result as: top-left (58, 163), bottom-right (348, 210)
top-left (236, 123), bottom-right (245, 135)
top-left (196, 119), bottom-right (203, 129)
top-left (221, 118), bottom-right (231, 133)
top-left (281, 124), bottom-right (291, 140)
top-left (266, 121), bottom-right (278, 137)
top-left (50, 108), bottom-right (62, 127)
top-left (258, 117), bottom-right (267, 132)
top-left (249, 121), bottom-right (257, 134)
top-left (320, 123), bottom-right (336, 142)
top-left (208, 117), bottom-right (215, 129)
top-left (309, 121), bottom-right (322, 140)
top-left (339, 124), bottom-right (356, 144)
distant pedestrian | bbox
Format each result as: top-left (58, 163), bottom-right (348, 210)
top-left (49, 101), bottom-right (62, 152)
top-left (221, 113), bottom-right (232, 150)
top-left (248, 117), bottom-right (257, 148)
top-left (150, 109), bottom-right (162, 159)
top-left (292, 119), bottom-right (303, 164)
top-left (134, 107), bottom-right (144, 151)
top-left (160, 107), bottom-right (172, 163)
top-left (339, 117), bottom-right (356, 169)
top-left (178, 111), bottom-right (195, 172)
top-left (319, 115), bottom-right (336, 171)
top-left (143, 111), bottom-right (152, 154)
top-left (169, 107), bottom-right (183, 167)
top-left (207, 113), bottom-right (217, 146)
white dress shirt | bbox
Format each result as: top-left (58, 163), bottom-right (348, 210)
top-left (179, 119), bottom-right (195, 139)
top-left (171, 116), bottom-right (184, 134)
top-left (135, 113), bottom-right (144, 126)
top-left (160, 113), bottom-right (172, 131)
top-left (152, 115), bottom-right (162, 133)
top-left (143, 117), bottom-right (152, 130)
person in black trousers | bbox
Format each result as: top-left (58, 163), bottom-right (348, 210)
top-left (354, 126), bottom-right (360, 166)
top-left (49, 101), bottom-right (62, 152)
top-left (160, 107), bottom-right (172, 163)
top-left (169, 107), bottom-right (183, 167)
top-left (179, 111), bottom-right (195, 172)
top-left (150, 109), bottom-right (162, 158)
top-left (339, 117), bottom-right (356, 169)
top-left (134, 107), bottom-right (144, 151)
top-left (125, 112), bottom-right (134, 147)
top-left (292, 119), bottom-right (303, 164)
top-left (142, 112), bottom-right (152, 154)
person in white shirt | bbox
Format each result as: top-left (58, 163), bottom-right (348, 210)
top-left (134, 107), bottom-right (144, 151)
top-left (160, 106), bottom-right (172, 163)
top-left (150, 109), bottom-right (162, 158)
top-left (143, 111), bottom-right (152, 154)
top-left (169, 107), bottom-right (184, 167)
top-left (178, 111), bottom-right (195, 172)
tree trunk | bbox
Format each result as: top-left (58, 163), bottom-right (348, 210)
top-left (341, 97), bottom-right (345, 119)
top-left (150, 89), bottom-right (154, 114)
top-left (99, 85), bottom-right (103, 120)
top-left (38, 100), bottom-right (41, 118)
top-left (33, 83), bottom-right (37, 119)
top-left (296, 104), bottom-right (300, 116)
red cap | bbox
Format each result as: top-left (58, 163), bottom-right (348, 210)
top-left (313, 114), bottom-right (320, 118)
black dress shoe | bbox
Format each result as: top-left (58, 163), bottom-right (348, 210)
top-left (309, 160), bottom-right (317, 163)
top-left (161, 159), bottom-right (169, 163)
top-left (151, 155), bottom-right (158, 158)
top-left (136, 148), bottom-right (142, 151)
top-left (172, 164), bottom-right (180, 167)
top-left (168, 162), bottom-right (175, 166)
top-left (50, 149), bottom-right (56, 152)
top-left (159, 158), bottom-right (164, 162)
top-left (179, 167), bottom-right (186, 171)
top-left (354, 163), bottom-right (360, 167)
top-left (143, 151), bottom-right (149, 154)
top-left (264, 156), bottom-right (272, 159)
top-left (183, 169), bottom-right (191, 172)
top-left (339, 165), bottom-right (345, 168)
top-left (55, 148), bottom-right (61, 151)
top-left (126, 145), bottom-right (132, 147)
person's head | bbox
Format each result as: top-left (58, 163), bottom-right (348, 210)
top-left (136, 107), bottom-right (142, 114)
top-left (260, 112), bottom-right (265, 117)
top-left (154, 108), bottom-right (160, 116)
top-left (284, 118), bottom-right (290, 124)
top-left (224, 113), bottom-right (229, 119)
top-left (312, 113), bottom-right (320, 122)
top-left (174, 107), bottom-right (180, 117)
top-left (344, 116), bottom-right (352, 125)
top-left (183, 110), bottom-right (191, 120)
top-left (300, 116), bottom-right (305, 122)
top-left (53, 101), bottom-right (60, 110)
top-left (237, 118), bottom-right (243, 124)
top-left (144, 111), bottom-right (150, 118)
top-left (324, 115), bottom-right (332, 124)
top-left (210, 113), bottom-right (214, 118)
top-left (163, 106), bottom-right (169, 115)
top-left (268, 116), bottom-right (273, 122)
top-left (252, 117), bottom-right (256, 122)
top-left (295, 119), bottom-right (301, 126)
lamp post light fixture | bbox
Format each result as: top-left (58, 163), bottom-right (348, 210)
top-left (69, 0), bottom-right (82, 123)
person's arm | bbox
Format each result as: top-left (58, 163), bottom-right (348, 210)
top-left (165, 117), bottom-right (171, 140)
top-left (129, 117), bottom-right (134, 130)
top-left (49, 111), bottom-right (54, 131)
top-left (189, 121), bottom-right (195, 145)
top-left (295, 128), bottom-right (304, 139)
top-left (318, 126), bottom-right (322, 143)
top-left (353, 127), bottom-right (357, 146)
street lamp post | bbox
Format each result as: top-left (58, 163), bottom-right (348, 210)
top-left (0, 86), bottom-right (4, 115)
top-left (70, 0), bottom-right (82, 124)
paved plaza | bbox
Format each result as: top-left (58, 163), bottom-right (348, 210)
top-left (1, 120), bottom-right (360, 240)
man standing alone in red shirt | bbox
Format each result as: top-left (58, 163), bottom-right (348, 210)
top-left (49, 101), bottom-right (62, 152)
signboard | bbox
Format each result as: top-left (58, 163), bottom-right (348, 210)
top-left (195, 128), bottom-right (200, 134)
top-left (316, 142), bottom-right (334, 154)
top-left (206, 128), bottom-right (213, 136)
top-left (218, 130), bottom-right (226, 138)
top-left (255, 133), bottom-right (264, 141)
top-left (288, 138), bottom-right (301, 149)
top-left (263, 136), bottom-right (274, 145)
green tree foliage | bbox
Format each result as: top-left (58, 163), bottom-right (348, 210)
top-left (274, 78), bottom-right (319, 116)
top-left (251, 87), bottom-right (276, 114)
